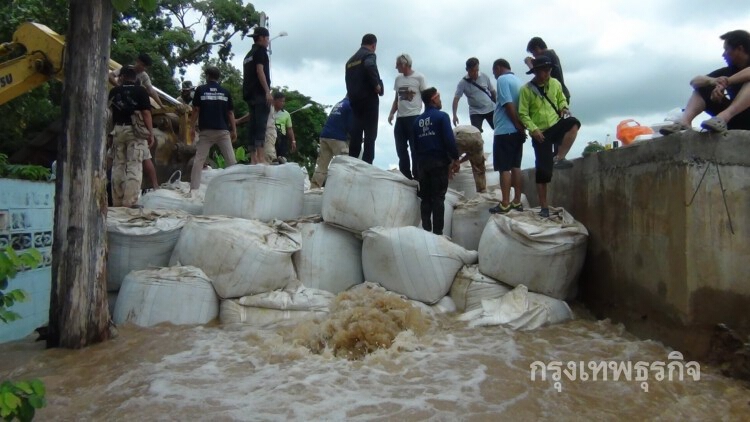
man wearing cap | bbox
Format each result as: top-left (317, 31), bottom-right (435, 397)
top-left (243, 26), bottom-right (273, 165)
top-left (178, 81), bottom-right (195, 105)
top-left (311, 96), bottom-right (353, 188)
top-left (525, 37), bottom-right (570, 103)
top-left (489, 58), bottom-right (525, 214)
top-left (518, 56), bottom-right (581, 218)
top-left (413, 88), bottom-right (460, 236)
top-left (345, 33), bottom-right (383, 164)
top-left (452, 57), bottom-right (497, 132)
top-left (108, 66), bottom-right (155, 207)
top-left (387, 53), bottom-right (427, 180)
top-left (272, 92), bottom-right (297, 164)
top-left (109, 53), bottom-right (164, 108)
top-left (189, 66), bottom-right (237, 190)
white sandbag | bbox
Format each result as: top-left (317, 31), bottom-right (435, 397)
top-left (362, 226), bottom-right (478, 304)
top-left (106, 208), bottom-right (189, 291)
top-left (448, 165), bottom-right (478, 199)
top-left (200, 167), bottom-right (224, 187)
top-left (302, 189), bottom-right (324, 216)
top-left (450, 265), bottom-right (512, 312)
top-left (238, 284), bottom-right (334, 311)
top-left (169, 216), bottom-right (301, 299)
top-left (293, 221), bottom-right (364, 293)
top-left (138, 188), bottom-right (204, 215)
top-left (442, 189), bottom-right (464, 238)
top-left (203, 164), bottom-right (305, 221)
top-left (458, 285), bottom-right (572, 330)
top-left (322, 156), bottom-right (420, 233)
top-left (431, 296), bottom-right (457, 314)
top-left (478, 208), bottom-right (588, 300)
top-left (113, 266), bottom-right (219, 327)
top-left (220, 299), bottom-right (326, 326)
top-left (450, 194), bottom-right (498, 251)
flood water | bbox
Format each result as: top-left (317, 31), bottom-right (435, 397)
top-left (1, 302), bottom-right (749, 421)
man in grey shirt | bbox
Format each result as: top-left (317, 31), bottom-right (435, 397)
top-left (452, 57), bottom-right (497, 132)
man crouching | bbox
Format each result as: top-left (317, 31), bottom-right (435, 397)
top-left (413, 88), bottom-right (460, 235)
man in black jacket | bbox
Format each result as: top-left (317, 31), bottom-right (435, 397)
top-left (345, 33), bottom-right (383, 164)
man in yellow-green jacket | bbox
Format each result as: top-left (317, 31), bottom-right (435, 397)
top-left (518, 56), bottom-right (581, 218)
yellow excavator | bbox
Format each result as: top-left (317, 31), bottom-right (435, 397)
top-left (0, 22), bottom-right (196, 182)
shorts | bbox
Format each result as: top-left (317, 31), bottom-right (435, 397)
top-left (533, 117), bottom-right (581, 184)
top-left (493, 132), bottom-right (525, 172)
top-left (246, 97), bottom-right (271, 148)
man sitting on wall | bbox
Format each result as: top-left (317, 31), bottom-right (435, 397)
top-left (661, 30), bottom-right (750, 134)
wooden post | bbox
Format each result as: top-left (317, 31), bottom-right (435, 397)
top-left (48, 0), bottom-right (113, 348)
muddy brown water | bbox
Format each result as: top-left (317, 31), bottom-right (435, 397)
top-left (1, 304), bottom-right (749, 421)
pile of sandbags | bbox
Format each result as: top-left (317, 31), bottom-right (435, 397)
top-left (478, 208), bottom-right (588, 300)
top-left (302, 188), bottom-right (324, 216)
top-left (138, 186), bottom-right (204, 215)
top-left (203, 164), bottom-right (305, 221)
top-left (441, 189), bottom-right (464, 238)
top-left (114, 266), bottom-right (218, 327)
top-left (362, 226), bottom-right (478, 304)
top-left (448, 165), bottom-right (478, 200)
top-left (322, 156), bottom-right (420, 233)
top-left (450, 195), bottom-right (498, 251)
top-left (106, 208), bottom-right (189, 291)
top-left (170, 216), bottom-right (301, 298)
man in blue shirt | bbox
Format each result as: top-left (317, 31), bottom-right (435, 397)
top-left (190, 66), bottom-right (237, 190)
top-left (489, 59), bottom-right (526, 214)
top-left (311, 97), bottom-right (353, 188)
top-left (413, 88), bottom-right (460, 235)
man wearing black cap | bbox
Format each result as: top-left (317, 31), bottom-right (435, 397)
top-left (525, 37), bottom-right (570, 103)
top-left (243, 26), bottom-right (273, 164)
top-left (345, 33), bottom-right (383, 164)
top-left (518, 56), bottom-right (580, 218)
top-left (109, 53), bottom-right (164, 108)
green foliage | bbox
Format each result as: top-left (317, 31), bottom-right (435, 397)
top-left (0, 379), bottom-right (46, 421)
top-left (0, 246), bottom-right (41, 323)
top-left (582, 141), bottom-right (606, 157)
top-left (211, 146), bottom-right (249, 169)
top-left (0, 154), bottom-right (50, 181)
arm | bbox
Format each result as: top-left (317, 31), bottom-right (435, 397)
top-left (148, 86), bottom-right (164, 107)
top-left (452, 96), bottom-right (461, 126)
top-left (228, 111), bottom-right (237, 143)
top-left (236, 113), bottom-right (250, 125)
top-left (256, 63), bottom-right (272, 106)
top-left (518, 88), bottom-right (543, 142)
top-left (142, 110), bottom-right (155, 147)
top-left (287, 126), bottom-right (296, 152)
top-left (504, 102), bottom-right (525, 134)
top-left (191, 105), bottom-right (200, 134)
top-left (388, 92), bottom-right (398, 125)
top-left (488, 76), bottom-right (497, 103)
top-left (363, 54), bottom-right (382, 95)
top-left (108, 70), bottom-right (119, 86)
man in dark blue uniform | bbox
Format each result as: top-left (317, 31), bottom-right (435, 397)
top-left (413, 87), bottom-right (460, 235)
top-left (345, 33), bottom-right (383, 164)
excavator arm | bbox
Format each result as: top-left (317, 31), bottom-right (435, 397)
top-left (0, 22), bottom-right (66, 106)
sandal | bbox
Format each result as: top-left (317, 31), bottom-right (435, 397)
top-left (511, 202), bottom-right (524, 211)
top-left (659, 122), bottom-right (691, 136)
top-left (700, 117), bottom-right (728, 133)
top-left (489, 203), bottom-right (512, 214)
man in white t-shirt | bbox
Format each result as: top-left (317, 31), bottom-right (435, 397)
top-left (452, 57), bottom-right (496, 132)
top-left (387, 53), bottom-right (427, 179)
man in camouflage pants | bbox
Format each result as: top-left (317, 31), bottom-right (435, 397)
top-left (453, 125), bottom-right (487, 193)
top-left (108, 66), bottom-right (154, 207)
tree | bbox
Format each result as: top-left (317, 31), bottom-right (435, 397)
top-left (47, 0), bottom-right (114, 348)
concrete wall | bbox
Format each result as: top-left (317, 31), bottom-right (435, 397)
top-left (520, 130), bottom-right (750, 358)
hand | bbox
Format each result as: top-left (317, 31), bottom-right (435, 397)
top-left (388, 113), bottom-right (394, 125)
top-left (560, 108), bottom-right (571, 119)
top-left (714, 76), bottom-right (729, 89)
top-left (265, 92), bottom-right (273, 106)
top-left (452, 115), bottom-right (459, 126)
top-left (291, 140), bottom-right (297, 152)
top-left (531, 129), bottom-right (544, 143)
top-left (147, 133), bottom-right (155, 148)
top-left (524, 56), bottom-right (534, 67)
top-left (710, 85), bottom-right (728, 103)
top-left (230, 130), bottom-right (237, 143)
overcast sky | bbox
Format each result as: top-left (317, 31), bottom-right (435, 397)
top-left (197, 0), bottom-right (750, 170)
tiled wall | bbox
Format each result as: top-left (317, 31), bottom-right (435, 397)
top-left (0, 179), bottom-right (54, 343)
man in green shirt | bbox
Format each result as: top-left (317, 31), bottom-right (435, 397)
top-left (518, 57), bottom-right (580, 218)
top-left (272, 92), bottom-right (297, 163)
